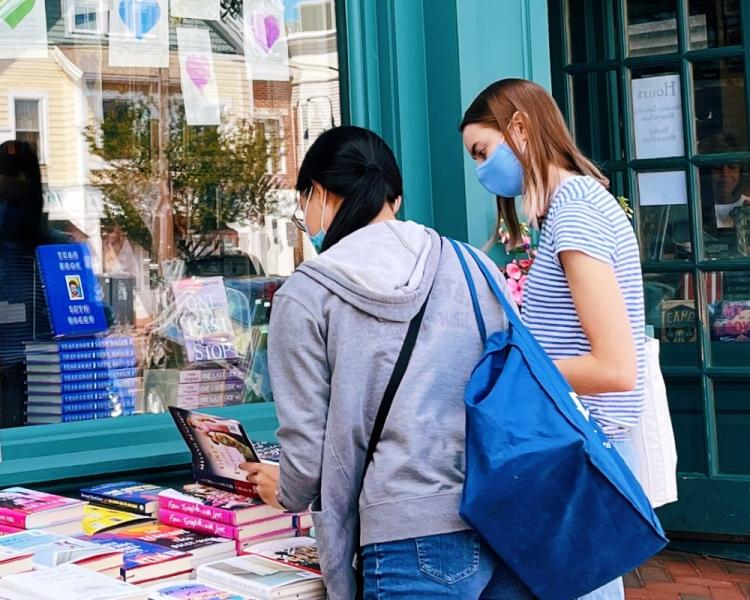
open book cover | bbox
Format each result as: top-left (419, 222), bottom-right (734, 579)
top-left (244, 537), bottom-right (320, 575)
top-left (169, 407), bottom-right (272, 496)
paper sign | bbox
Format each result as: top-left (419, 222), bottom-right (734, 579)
top-left (171, 0), bottom-right (219, 20)
top-left (109, 0), bottom-right (169, 68)
top-left (177, 27), bottom-right (221, 126)
top-left (243, 0), bottom-right (289, 82)
top-left (637, 171), bottom-right (688, 206)
top-left (0, 0), bottom-right (48, 59)
top-left (632, 74), bottom-right (684, 159)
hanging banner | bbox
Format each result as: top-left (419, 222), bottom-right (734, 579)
top-left (243, 0), bottom-right (289, 82)
top-left (0, 0), bottom-right (48, 59)
top-left (177, 27), bottom-right (221, 126)
top-left (171, 0), bottom-right (219, 21)
top-left (109, 0), bottom-right (169, 68)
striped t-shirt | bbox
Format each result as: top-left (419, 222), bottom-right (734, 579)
top-left (522, 176), bottom-right (646, 440)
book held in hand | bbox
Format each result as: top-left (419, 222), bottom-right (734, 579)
top-left (169, 408), bottom-right (266, 496)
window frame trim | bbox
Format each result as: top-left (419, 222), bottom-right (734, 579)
top-left (9, 93), bottom-right (50, 165)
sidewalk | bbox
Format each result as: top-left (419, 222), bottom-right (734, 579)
top-left (625, 550), bottom-right (750, 599)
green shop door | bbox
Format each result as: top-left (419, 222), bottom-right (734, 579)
top-left (549, 0), bottom-right (750, 543)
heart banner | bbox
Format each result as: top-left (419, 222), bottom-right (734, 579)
top-left (242, 0), bottom-right (289, 82)
top-left (0, 0), bottom-right (48, 59)
top-left (177, 27), bottom-right (221, 126)
top-left (109, 0), bottom-right (168, 68)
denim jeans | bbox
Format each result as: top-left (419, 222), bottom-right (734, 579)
top-left (576, 437), bottom-right (637, 600)
top-left (362, 530), bottom-right (533, 599)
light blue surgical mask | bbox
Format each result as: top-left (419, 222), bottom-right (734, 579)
top-left (475, 142), bottom-right (524, 197)
top-left (304, 189), bottom-right (328, 254)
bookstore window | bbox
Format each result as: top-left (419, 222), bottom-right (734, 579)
top-left (0, 0), bottom-right (342, 428)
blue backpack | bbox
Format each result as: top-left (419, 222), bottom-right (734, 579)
top-left (449, 239), bottom-right (667, 600)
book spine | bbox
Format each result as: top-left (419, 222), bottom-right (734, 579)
top-left (177, 379), bottom-right (245, 395)
top-left (200, 568), bottom-right (267, 598)
top-left (80, 493), bottom-right (149, 515)
top-left (178, 368), bottom-right (244, 384)
top-left (29, 399), bottom-right (135, 413)
top-left (56, 337), bottom-right (134, 351)
top-left (157, 497), bottom-right (236, 526)
top-left (159, 508), bottom-right (239, 540)
top-left (41, 390), bottom-right (136, 403)
top-left (59, 348), bottom-right (137, 363)
top-left (60, 358), bottom-right (136, 372)
top-left (174, 392), bottom-right (243, 407)
top-left (57, 410), bottom-right (131, 422)
top-left (61, 368), bottom-right (138, 383)
top-left (0, 509), bottom-right (26, 528)
top-left (0, 522), bottom-right (24, 534)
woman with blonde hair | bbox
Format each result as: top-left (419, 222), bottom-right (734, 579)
top-left (461, 78), bottom-right (646, 600)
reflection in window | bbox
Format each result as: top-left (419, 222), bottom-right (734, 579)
top-left (0, 0), bottom-right (341, 427)
top-left (689, 0), bottom-right (741, 49)
top-left (627, 0), bottom-right (678, 56)
top-left (571, 71), bottom-right (623, 164)
top-left (694, 56), bottom-right (748, 152)
top-left (637, 171), bottom-right (692, 260)
top-left (644, 272), bottom-right (700, 364)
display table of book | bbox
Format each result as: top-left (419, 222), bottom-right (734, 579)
top-left (0, 411), bottom-right (324, 599)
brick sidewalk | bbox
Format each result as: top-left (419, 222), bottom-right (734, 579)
top-left (625, 550), bottom-right (750, 599)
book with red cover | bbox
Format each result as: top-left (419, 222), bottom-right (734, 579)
top-left (158, 485), bottom-right (281, 526)
top-left (159, 508), bottom-right (293, 542)
top-left (0, 487), bottom-right (85, 529)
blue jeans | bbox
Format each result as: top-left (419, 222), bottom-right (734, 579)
top-left (575, 437), bottom-right (637, 600)
top-left (362, 530), bottom-right (533, 599)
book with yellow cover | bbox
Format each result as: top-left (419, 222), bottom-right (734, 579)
top-left (82, 505), bottom-right (155, 535)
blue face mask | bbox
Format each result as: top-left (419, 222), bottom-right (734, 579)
top-left (304, 189), bottom-right (328, 253)
top-left (475, 142), bottom-right (524, 197)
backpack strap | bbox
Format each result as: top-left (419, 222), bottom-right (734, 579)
top-left (448, 238), bottom-right (487, 344)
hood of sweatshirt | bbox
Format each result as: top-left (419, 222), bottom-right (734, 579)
top-left (296, 220), bottom-right (440, 323)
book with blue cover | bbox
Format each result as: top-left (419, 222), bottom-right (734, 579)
top-left (26, 408), bottom-right (135, 424)
top-left (26, 357), bottom-right (137, 374)
top-left (27, 377), bottom-right (138, 395)
top-left (35, 244), bottom-right (107, 338)
top-left (26, 347), bottom-right (137, 364)
top-left (26, 367), bottom-right (139, 385)
top-left (24, 336), bottom-right (134, 353)
top-left (27, 388), bottom-right (136, 404)
top-left (26, 399), bottom-right (136, 415)
top-left (80, 482), bottom-right (166, 516)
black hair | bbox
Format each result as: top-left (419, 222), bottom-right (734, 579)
top-left (0, 140), bottom-right (44, 246)
top-left (295, 125), bottom-right (403, 252)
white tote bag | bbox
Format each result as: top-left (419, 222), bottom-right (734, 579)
top-left (631, 337), bottom-right (678, 508)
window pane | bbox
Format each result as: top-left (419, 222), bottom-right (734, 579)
top-left (14, 99), bottom-right (39, 131)
top-left (0, 0), bottom-right (342, 428)
top-left (694, 56), bottom-right (748, 153)
top-left (644, 272), bottom-right (700, 365)
top-left (715, 380), bottom-right (750, 474)
top-left (15, 131), bottom-right (40, 156)
top-left (637, 171), bottom-right (692, 260)
top-left (627, 0), bottom-right (678, 57)
top-left (630, 67), bottom-right (684, 159)
top-left (571, 70), bottom-right (623, 164)
top-left (667, 378), bottom-right (707, 474)
top-left (689, 0), bottom-right (741, 49)
top-left (708, 271), bottom-right (750, 366)
top-left (698, 162), bottom-right (750, 258)
top-left (568, 0), bottom-right (617, 64)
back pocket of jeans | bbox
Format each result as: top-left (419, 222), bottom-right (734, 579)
top-left (415, 530), bottom-right (480, 585)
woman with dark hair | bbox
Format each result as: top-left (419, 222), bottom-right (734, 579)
top-left (242, 126), bottom-right (531, 599)
top-left (0, 140), bottom-right (67, 427)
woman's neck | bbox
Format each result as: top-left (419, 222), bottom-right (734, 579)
top-left (369, 203), bottom-right (398, 225)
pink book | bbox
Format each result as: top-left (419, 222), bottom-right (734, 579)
top-left (158, 485), bottom-right (282, 526)
top-left (0, 523), bottom-right (23, 535)
top-left (0, 487), bottom-right (85, 528)
top-left (158, 508), bottom-right (294, 542)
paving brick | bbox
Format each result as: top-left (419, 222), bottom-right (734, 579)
top-left (675, 577), bottom-right (736, 588)
top-left (668, 562), bottom-right (701, 578)
top-left (624, 570), bottom-right (644, 589)
top-left (679, 594), bottom-right (712, 600)
top-left (640, 564), bottom-right (675, 584)
top-left (708, 588), bottom-right (745, 600)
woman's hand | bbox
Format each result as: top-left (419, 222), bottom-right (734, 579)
top-left (240, 462), bottom-right (283, 509)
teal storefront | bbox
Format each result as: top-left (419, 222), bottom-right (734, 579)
top-left (1, 0), bottom-right (749, 556)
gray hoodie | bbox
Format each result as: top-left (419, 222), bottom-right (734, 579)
top-left (268, 221), bottom-right (513, 599)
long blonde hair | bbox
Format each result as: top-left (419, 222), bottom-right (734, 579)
top-left (460, 78), bottom-right (607, 247)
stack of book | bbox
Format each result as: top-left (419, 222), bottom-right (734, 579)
top-left (0, 563), bottom-right (147, 599)
top-left (0, 487), bottom-right (86, 536)
top-left (82, 504), bottom-right (156, 535)
top-left (84, 534), bottom-right (193, 586)
top-left (24, 335), bottom-right (139, 424)
top-left (0, 529), bottom-right (124, 576)
top-left (158, 485), bottom-right (296, 553)
top-left (147, 580), bottom-right (252, 599)
top-left (80, 481), bottom-right (165, 518)
top-left (196, 537), bottom-right (323, 600)
top-left (106, 522), bottom-right (237, 571)
top-left (0, 547), bottom-right (33, 577)
top-left (175, 366), bottom-right (246, 409)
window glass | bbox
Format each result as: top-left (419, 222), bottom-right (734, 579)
top-left (689, 0), bottom-right (741, 49)
top-left (694, 56), bottom-right (748, 153)
top-left (0, 0), bottom-right (341, 428)
top-left (626, 0), bottom-right (678, 57)
top-left (570, 70), bottom-right (623, 164)
top-left (637, 170), bottom-right (692, 261)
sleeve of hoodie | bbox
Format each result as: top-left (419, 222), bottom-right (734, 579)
top-left (267, 293), bottom-right (330, 513)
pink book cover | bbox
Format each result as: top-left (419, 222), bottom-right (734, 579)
top-left (0, 523), bottom-right (23, 535)
top-left (158, 508), bottom-right (240, 540)
top-left (0, 488), bottom-right (82, 528)
top-left (158, 486), bottom-right (272, 527)
top-left (236, 528), bottom-right (298, 555)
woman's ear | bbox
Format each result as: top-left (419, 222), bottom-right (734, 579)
top-left (393, 196), bottom-right (402, 215)
top-left (510, 111), bottom-right (528, 146)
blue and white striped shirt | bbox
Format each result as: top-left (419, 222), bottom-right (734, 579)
top-left (522, 176), bottom-right (646, 440)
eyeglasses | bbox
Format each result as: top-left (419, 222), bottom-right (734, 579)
top-left (291, 190), bottom-right (311, 233)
